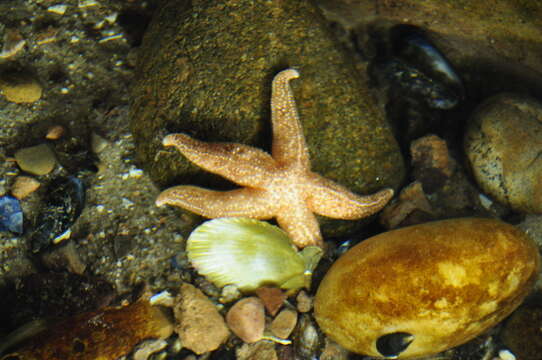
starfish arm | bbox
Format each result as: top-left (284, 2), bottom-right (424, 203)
top-left (156, 186), bottom-right (276, 218)
top-left (163, 133), bottom-right (277, 187)
top-left (305, 174), bottom-right (394, 219)
top-left (270, 69), bottom-right (310, 168)
top-left (276, 203), bottom-right (323, 248)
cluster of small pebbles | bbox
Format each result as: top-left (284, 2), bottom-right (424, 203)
top-left (171, 282), bottom-right (313, 359)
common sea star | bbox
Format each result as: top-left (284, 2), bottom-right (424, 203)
top-left (156, 68), bottom-right (393, 248)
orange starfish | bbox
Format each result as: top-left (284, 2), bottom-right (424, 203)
top-left (156, 69), bottom-right (393, 248)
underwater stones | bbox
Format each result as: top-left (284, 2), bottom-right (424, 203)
top-left (11, 176), bottom-right (40, 200)
top-left (174, 282), bottom-right (230, 354)
top-left (131, 0), bottom-right (404, 238)
top-left (0, 71), bottom-right (42, 103)
top-left (314, 218), bottom-right (540, 359)
top-left (464, 94), bottom-right (542, 214)
top-left (236, 341), bottom-right (278, 360)
top-left (270, 308), bottom-right (298, 340)
top-left (14, 144), bottom-right (56, 176)
top-left (226, 297), bottom-right (265, 344)
top-left (0, 195), bottom-right (23, 234)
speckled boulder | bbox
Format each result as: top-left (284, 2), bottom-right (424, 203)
top-left (464, 94), bottom-right (542, 214)
top-left (314, 218), bottom-right (540, 359)
top-left (130, 0), bottom-right (404, 235)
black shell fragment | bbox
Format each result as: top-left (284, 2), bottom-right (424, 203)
top-left (391, 24), bottom-right (464, 105)
top-left (31, 176), bottom-right (85, 253)
top-left (373, 25), bottom-right (464, 110)
top-left (376, 332), bottom-right (415, 358)
top-left (373, 59), bottom-right (460, 110)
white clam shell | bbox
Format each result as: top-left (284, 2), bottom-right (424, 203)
top-left (187, 217), bottom-right (322, 293)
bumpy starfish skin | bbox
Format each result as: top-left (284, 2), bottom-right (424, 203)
top-left (156, 68), bottom-right (394, 248)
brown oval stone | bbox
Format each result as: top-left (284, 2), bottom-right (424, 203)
top-left (226, 297), bottom-right (265, 343)
top-left (314, 218), bottom-right (540, 359)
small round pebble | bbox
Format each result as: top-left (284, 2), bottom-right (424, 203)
top-left (296, 290), bottom-right (312, 313)
top-left (294, 314), bottom-right (322, 359)
top-left (0, 72), bottom-right (42, 103)
top-left (465, 93), bottom-right (542, 213)
top-left (220, 284), bottom-right (242, 304)
top-left (11, 176), bottom-right (40, 199)
top-left (255, 286), bottom-right (287, 316)
top-left (226, 297), bottom-right (265, 343)
top-left (320, 339), bottom-right (349, 360)
top-left (14, 144), bottom-right (56, 175)
top-left (45, 125), bottom-right (65, 140)
top-left (91, 132), bottom-right (109, 154)
top-left (270, 308), bottom-right (298, 339)
top-left (236, 340), bottom-right (278, 360)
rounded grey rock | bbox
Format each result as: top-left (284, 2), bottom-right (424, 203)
top-left (464, 93), bottom-right (542, 213)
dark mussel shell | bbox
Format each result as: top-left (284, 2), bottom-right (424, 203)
top-left (370, 24), bottom-right (464, 110)
top-left (31, 176), bottom-right (85, 253)
top-left (376, 332), bottom-right (415, 358)
top-left (373, 58), bottom-right (459, 110)
top-left (390, 24), bottom-right (464, 106)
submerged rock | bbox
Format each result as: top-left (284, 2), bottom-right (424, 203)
top-left (0, 71), bottom-right (42, 103)
top-left (11, 176), bottom-right (40, 200)
top-left (14, 144), bottom-right (56, 176)
top-left (173, 282), bottom-right (230, 354)
top-left (0, 195), bottom-right (23, 234)
top-left (226, 297), bottom-right (265, 344)
top-left (465, 94), bottom-right (542, 214)
top-left (314, 218), bottom-right (540, 359)
top-left (130, 0), bottom-right (404, 236)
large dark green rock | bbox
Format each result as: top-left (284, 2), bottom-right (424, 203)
top-left (130, 0), bottom-right (404, 236)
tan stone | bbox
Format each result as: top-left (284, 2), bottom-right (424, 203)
top-left (0, 73), bottom-right (42, 103)
top-left (380, 181), bottom-right (433, 229)
top-left (236, 340), bottom-right (277, 360)
top-left (226, 297), bottom-right (265, 343)
top-left (14, 144), bottom-right (56, 175)
top-left (45, 125), bottom-right (65, 140)
top-left (270, 308), bottom-right (298, 339)
top-left (11, 176), bottom-right (40, 199)
top-left (173, 283), bottom-right (229, 354)
top-left (320, 339), bottom-right (349, 360)
top-left (296, 290), bottom-right (313, 313)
